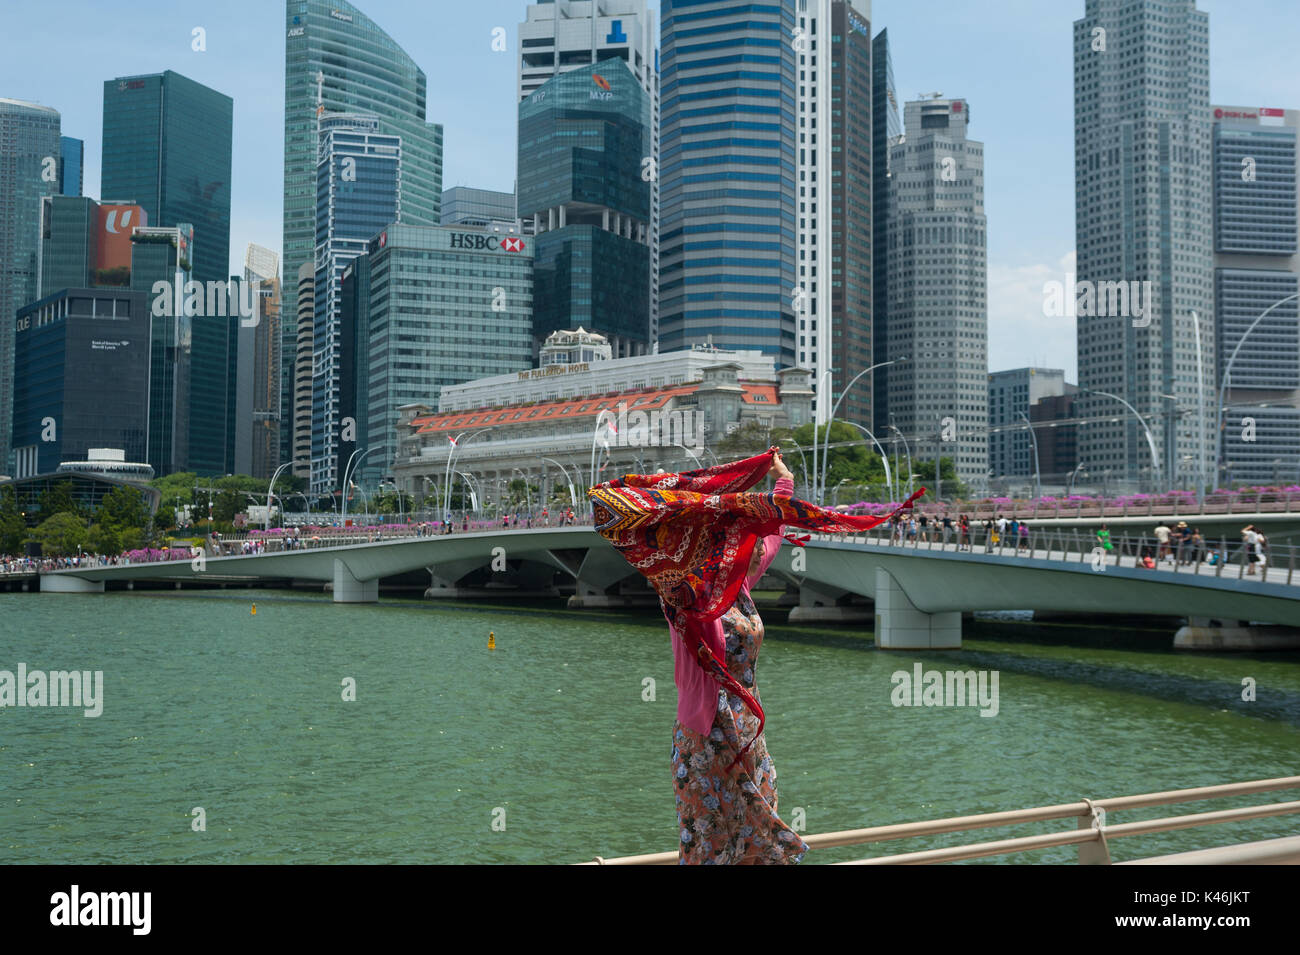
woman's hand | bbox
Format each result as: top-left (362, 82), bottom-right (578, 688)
top-left (772, 451), bottom-right (793, 483)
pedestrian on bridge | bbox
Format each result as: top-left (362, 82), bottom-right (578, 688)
top-left (590, 447), bottom-right (924, 865)
top-left (1096, 524), bottom-right (1113, 552)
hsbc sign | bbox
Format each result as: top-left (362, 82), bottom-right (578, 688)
top-left (448, 233), bottom-right (526, 252)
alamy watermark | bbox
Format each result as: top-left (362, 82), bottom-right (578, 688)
top-left (1043, 274), bottom-right (1153, 327)
top-left (599, 400), bottom-right (703, 450)
top-left (0, 663), bottom-right (103, 717)
top-left (150, 278), bottom-right (260, 327)
top-left (890, 663), bottom-right (999, 717)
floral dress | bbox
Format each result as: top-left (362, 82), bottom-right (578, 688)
top-left (670, 589), bottom-right (809, 864)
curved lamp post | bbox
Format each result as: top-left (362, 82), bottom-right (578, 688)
top-left (818, 358), bottom-right (905, 502)
top-left (1216, 292), bottom-right (1300, 490)
top-left (265, 462), bottom-right (291, 531)
top-left (1016, 411), bottom-right (1041, 500)
top-left (1081, 388), bottom-right (1159, 489)
top-left (341, 447), bottom-right (380, 526)
top-left (589, 408), bottom-right (618, 488)
top-left (540, 456), bottom-right (579, 507)
top-left (887, 423), bottom-right (913, 497)
top-left (841, 420), bottom-right (894, 504)
top-left (445, 428), bottom-right (492, 518)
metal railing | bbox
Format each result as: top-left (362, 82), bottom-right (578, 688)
top-left (579, 775), bottom-right (1300, 865)
top-left (907, 489), bottom-right (1300, 521)
top-left (817, 522), bottom-right (1300, 588)
top-left (4, 516), bottom-right (599, 576)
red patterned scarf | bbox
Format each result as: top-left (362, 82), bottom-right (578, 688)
top-left (589, 447), bottom-right (924, 771)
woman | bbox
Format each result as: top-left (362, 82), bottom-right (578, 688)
top-left (590, 447), bottom-right (922, 864)
top-left (668, 453), bottom-right (802, 864)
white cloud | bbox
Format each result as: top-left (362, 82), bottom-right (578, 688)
top-left (988, 251), bottom-right (1077, 381)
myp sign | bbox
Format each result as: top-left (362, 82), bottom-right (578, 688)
top-left (605, 19), bottom-right (627, 44)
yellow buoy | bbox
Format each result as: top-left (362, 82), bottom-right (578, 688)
top-left (251, 603), bottom-right (257, 615)
top-left (488, 631), bottom-right (496, 650)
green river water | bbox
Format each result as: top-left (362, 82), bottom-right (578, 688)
top-left (1, 589), bottom-right (1297, 864)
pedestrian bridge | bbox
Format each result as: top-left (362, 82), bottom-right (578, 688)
top-left (38, 523), bottom-right (1300, 649)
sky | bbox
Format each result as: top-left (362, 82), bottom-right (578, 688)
top-left (4, 0), bottom-right (1299, 383)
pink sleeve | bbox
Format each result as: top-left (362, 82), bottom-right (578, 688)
top-left (745, 476), bottom-right (793, 588)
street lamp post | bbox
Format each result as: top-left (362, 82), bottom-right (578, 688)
top-left (341, 447), bottom-right (380, 526)
top-left (887, 422), bottom-right (913, 496)
top-left (540, 457), bottom-right (578, 508)
top-left (1017, 412), bottom-right (1041, 501)
top-left (1216, 292), bottom-right (1300, 490)
top-left (265, 462), bottom-right (291, 531)
top-left (1081, 388), bottom-right (1160, 490)
top-left (818, 358), bottom-right (906, 501)
top-left (841, 421), bottom-right (893, 504)
top-left (786, 438), bottom-right (811, 498)
top-left (445, 429), bottom-right (492, 518)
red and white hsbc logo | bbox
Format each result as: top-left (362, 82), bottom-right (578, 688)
top-left (449, 233), bottom-right (526, 252)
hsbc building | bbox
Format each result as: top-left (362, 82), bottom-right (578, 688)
top-left (354, 222), bottom-right (535, 486)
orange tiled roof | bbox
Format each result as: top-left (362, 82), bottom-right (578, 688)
top-left (410, 382), bottom-right (701, 436)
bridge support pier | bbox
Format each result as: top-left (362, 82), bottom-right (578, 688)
top-left (40, 575), bottom-right (105, 594)
top-left (332, 559), bottom-right (378, 603)
top-left (874, 568), bottom-right (961, 650)
top-left (1175, 618), bottom-right (1300, 650)
top-left (787, 584), bottom-right (873, 624)
top-left (567, 580), bottom-right (657, 609)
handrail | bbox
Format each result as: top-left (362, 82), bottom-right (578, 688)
top-left (577, 775), bottom-right (1300, 865)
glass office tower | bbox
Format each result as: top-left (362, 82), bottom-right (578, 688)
top-left (130, 226), bottom-right (194, 477)
top-left (12, 288), bottom-right (151, 478)
top-left (59, 136), bottom-right (83, 197)
top-left (658, 0), bottom-right (798, 364)
top-left (518, 59), bottom-right (651, 356)
top-left (1213, 105), bottom-right (1300, 485)
top-left (0, 97), bottom-right (62, 471)
top-left (283, 1), bottom-right (443, 457)
top-left (310, 114), bottom-right (400, 494)
top-left (102, 70), bottom-right (234, 476)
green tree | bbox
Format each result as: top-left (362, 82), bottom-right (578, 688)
top-left (0, 487), bottom-right (26, 554)
top-left (86, 522), bottom-right (122, 556)
top-left (715, 421), bottom-right (779, 462)
top-left (99, 485), bottom-right (151, 530)
top-left (33, 512), bottom-right (89, 556)
top-left (37, 480), bottom-right (84, 520)
top-left (211, 489), bottom-right (245, 524)
top-left (911, 457), bottom-right (968, 501)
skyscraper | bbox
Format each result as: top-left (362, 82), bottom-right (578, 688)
top-left (238, 244), bottom-right (282, 479)
top-left (283, 0), bottom-right (443, 481)
top-left (102, 69), bottom-right (234, 476)
top-left (293, 262), bottom-right (313, 482)
top-left (518, 59), bottom-right (651, 356)
top-left (310, 114), bottom-right (400, 495)
top-left (442, 186), bottom-right (528, 234)
top-left (0, 97), bottom-right (61, 472)
top-left (282, 0), bottom-right (442, 302)
top-left (871, 28), bottom-right (899, 435)
top-left (887, 96), bottom-right (988, 488)
top-left (796, 0), bottom-right (873, 426)
top-left (1212, 105), bottom-right (1300, 486)
top-left (130, 225), bottom-right (193, 477)
top-left (1073, 0), bottom-right (1214, 490)
top-left (59, 136), bottom-right (83, 197)
top-left (361, 224), bottom-right (534, 487)
top-left (517, 0), bottom-right (660, 340)
top-left (659, 0), bottom-right (798, 364)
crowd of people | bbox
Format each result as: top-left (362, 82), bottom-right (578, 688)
top-left (1133, 521), bottom-right (1268, 572)
top-left (884, 512), bottom-right (1032, 552)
